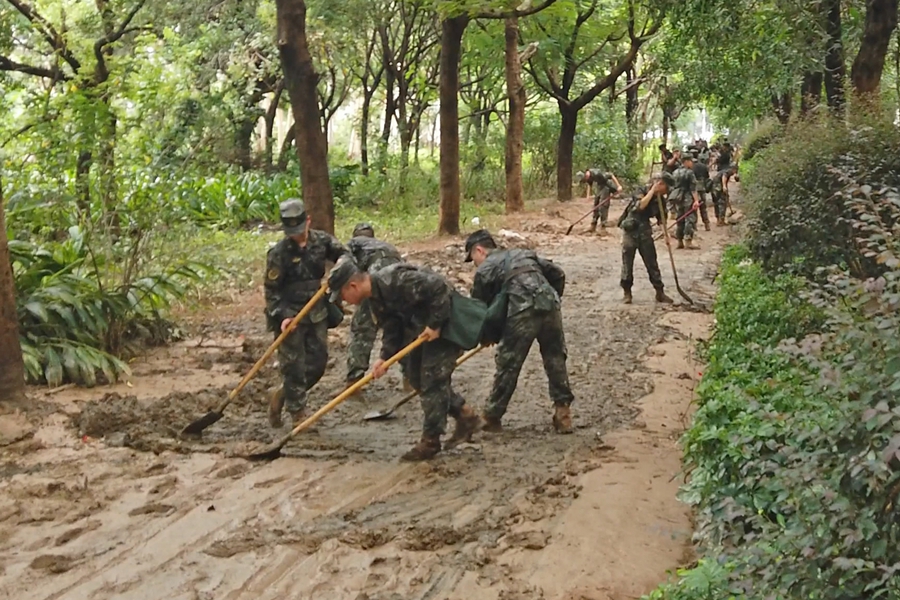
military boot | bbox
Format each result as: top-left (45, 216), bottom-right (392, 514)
top-left (717, 217), bottom-right (726, 227)
top-left (268, 386), bottom-right (285, 428)
top-left (588, 222), bottom-right (597, 233)
top-left (290, 408), bottom-right (310, 428)
top-left (446, 405), bottom-right (480, 447)
top-left (402, 377), bottom-right (414, 393)
top-left (552, 405), bottom-right (573, 434)
top-left (677, 239), bottom-right (685, 249)
top-left (481, 414), bottom-right (503, 433)
top-left (704, 222), bottom-right (711, 231)
top-left (655, 288), bottom-right (674, 304)
top-left (623, 289), bottom-right (633, 304)
top-left (685, 238), bottom-right (699, 250)
top-left (400, 435), bottom-right (441, 461)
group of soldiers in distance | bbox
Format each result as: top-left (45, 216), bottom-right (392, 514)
top-left (263, 138), bottom-right (737, 461)
top-left (575, 138), bottom-right (738, 305)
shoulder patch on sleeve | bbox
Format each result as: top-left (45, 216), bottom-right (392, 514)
top-left (267, 268), bottom-right (280, 281)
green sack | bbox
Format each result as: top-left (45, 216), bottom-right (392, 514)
top-left (441, 291), bottom-right (488, 350)
top-left (325, 301), bottom-right (344, 329)
top-left (480, 290), bottom-right (509, 346)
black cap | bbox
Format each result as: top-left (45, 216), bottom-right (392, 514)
top-left (352, 222), bottom-right (375, 238)
top-left (327, 255), bottom-right (360, 303)
top-left (464, 229), bottom-right (496, 262)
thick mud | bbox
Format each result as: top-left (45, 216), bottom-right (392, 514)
top-left (0, 194), bottom-right (735, 600)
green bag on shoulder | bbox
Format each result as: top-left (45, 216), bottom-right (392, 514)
top-left (441, 291), bottom-right (488, 350)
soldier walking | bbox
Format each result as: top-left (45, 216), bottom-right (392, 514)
top-left (669, 154), bottom-right (702, 249)
top-left (575, 169), bottom-right (622, 231)
top-left (463, 230), bottom-right (575, 434)
top-left (328, 258), bottom-right (480, 461)
top-left (690, 150), bottom-right (712, 231)
top-left (618, 174), bottom-right (675, 305)
top-left (344, 222), bottom-right (404, 389)
top-left (265, 200), bottom-right (347, 428)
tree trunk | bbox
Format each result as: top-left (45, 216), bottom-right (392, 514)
top-left (360, 90), bottom-right (373, 175)
top-left (277, 124), bottom-right (296, 171)
top-left (276, 0), bottom-right (335, 234)
top-left (800, 71), bottom-right (824, 116)
top-left (438, 15), bottom-right (468, 236)
top-left (625, 67), bottom-right (639, 160)
top-left (380, 45), bottom-right (396, 165)
top-left (504, 16), bottom-right (525, 213)
top-left (235, 116), bottom-right (255, 171)
top-left (661, 113), bottom-right (669, 147)
top-left (556, 103), bottom-right (577, 202)
top-left (0, 177), bottom-right (26, 405)
top-left (264, 82), bottom-right (284, 172)
top-left (851, 0), bottom-right (899, 95)
top-left (771, 93), bottom-right (793, 124)
top-left (824, 0), bottom-right (846, 111)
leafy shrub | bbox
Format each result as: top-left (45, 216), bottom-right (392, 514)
top-left (743, 111), bottom-right (900, 281)
top-left (11, 227), bottom-right (208, 386)
top-left (741, 118), bottom-right (783, 160)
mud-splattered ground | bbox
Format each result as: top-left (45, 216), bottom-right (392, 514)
top-left (0, 193), bottom-right (735, 600)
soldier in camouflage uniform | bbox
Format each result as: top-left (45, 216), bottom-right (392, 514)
top-left (663, 148), bottom-right (681, 174)
top-left (690, 150), bottom-right (712, 231)
top-left (669, 155), bottom-right (702, 249)
top-left (710, 168), bottom-right (728, 226)
top-left (575, 169), bottom-right (622, 231)
top-left (618, 174), bottom-right (675, 305)
top-left (344, 222), bottom-right (403, 387)
top-left (464, 229), bottom-right (575, 434)
top-left (265, 200), bottom-right (347, 428)
top-left (328, 257), bottom-right (480, 461)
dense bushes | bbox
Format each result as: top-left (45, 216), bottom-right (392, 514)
top-left (649, 232), bottom-right (900, 598)
top-left (743, 113), bottom-right (900, 281)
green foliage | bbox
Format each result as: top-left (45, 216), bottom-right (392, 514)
top-left (744, 111), bottom-right (900, 281)
top-left (642, 560), bottom-right (739, 600)
top-left (741, 118), bottom-right (783, 160)
top-left (10, 227), bottom-right (209, 386)
top-left (655, 224), bottom-right (900, 598)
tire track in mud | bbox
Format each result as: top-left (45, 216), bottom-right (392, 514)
top-left (1, 196), bottom-right (737, 600)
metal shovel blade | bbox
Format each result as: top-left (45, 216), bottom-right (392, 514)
top-left (363, 408), bottom-right (397, 421)
top-left (180, 410), bottom-right (223, 437)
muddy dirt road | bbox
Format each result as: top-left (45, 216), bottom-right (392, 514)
top-left (0, 195), bottom-right (732, 600)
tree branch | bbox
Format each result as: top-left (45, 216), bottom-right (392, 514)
top-left (0, 55), bottom-right (66, 80)
top-left (6, 0), bottom-right (81, 73)
top-left (477, 0), bottom-right (558, 20)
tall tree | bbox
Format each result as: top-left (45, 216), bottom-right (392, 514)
top-left (435, 0), bottom-right (557, 235)
top-left (505, 18), bottom-right (529, 213)
top-left (526, 0), bottom-right (662, 201)
top-left (851, 0), bottom-right (899, 96)
top-left (275, 0), bottom-right (335, 233)
top-left (0, 175), bottom-right (25, 404)
top-left (823, 0), bottom-right (845, 112)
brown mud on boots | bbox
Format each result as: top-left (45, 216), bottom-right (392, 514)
top-left (655, 288), bottom-right (674, 304)
top-left (446, 405), bottom-right (480, 447)
top-left (553, 405), bottom-right (573, 434)
top-left (402, 377), bottom-right (415, 393)
top-left (704, 222), bottom-right (711, 231)
top-left (401, 435), bottom-right (441, 461)
top-left (268, 386), bottom-right (285, 428)
top-left (677, 239), bottom-right (685, 249)
top-left (623, 289), bottom-right (633, 304)
top-left (481, 414), bottom-right (503, 433)
top-left (685, 238), bottom-right (699, 250)
top-left (717, 217), bottom-right (726, 227)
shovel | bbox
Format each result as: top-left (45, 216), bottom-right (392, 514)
top-left (181, 283), bottom-right (328, 437)
top-left (363, 345), bottom-right (484, 421)
top-left (565, 195), bottom-right (615, 235)
top-left (653, 205), bottom-right (698, 241)
top-left (245, 333), bottom-right (430, 461)
top-left (656, 195), bottom-right (694, 305)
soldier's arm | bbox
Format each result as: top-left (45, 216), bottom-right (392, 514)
top-left (638, 184), bottom-right (658, 211)
top-left (610, 174), bottom-right (622, 193)
top-left (264, 248), bottom-right (287, 324)
top-left (537, 257), bottom-right (566, 297)
top-left (470, 269), bottom-right (492, 303)
top-left (325, 233), bottom-right (349, 263)
top-left (379, 312), bottom-right (404, 361)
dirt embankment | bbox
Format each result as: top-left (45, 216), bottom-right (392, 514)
top-left (0, 195), bottom-right (733, 600)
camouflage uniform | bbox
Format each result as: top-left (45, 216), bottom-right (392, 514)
top-left (619, 186), bottom-right (666, 293)
top-left (367, 263), bottom-right (467, 439)
top-left (264, 230), bottom-right (346, 415)
top-left (668, 166), bottom-right (698, 242)
top-left (711, 171), bottom-right (728, 222)
top-left (345, 236), bottom-right (402, 382)
top-left (692, 159), bottom-right (712, 229)
top-left (470, 248), bottom-right (574, 423)
top-left (586, 169), bottom-right (618, 229)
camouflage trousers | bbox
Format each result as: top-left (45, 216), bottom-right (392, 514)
top-left (346, 299), bottom-right (377, 382)
top-left (673, 200), bottom-right (697, 241)
top-left (403, 334), bottom-right (465, 438)
top-left (712, 190), bottom-right (727, 220)
top-left (592, 192), bottom-right (611, 227)
top-left (697, 192), bottom-right (710, 226)
top-left (621, 224), bottom-right (665, 291)
top-left (485, 307), bottom-right (574, 421)
top-left (277, 320), bottom-right (328, 414)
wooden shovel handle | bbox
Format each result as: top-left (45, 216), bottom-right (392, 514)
top-left (220, 283), bottom-right (328, 410)
top-left (283, 333), bottom-right (430, 439)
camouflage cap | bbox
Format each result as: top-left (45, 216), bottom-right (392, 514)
top-left (574, 171), bottom-right (586, 184)
top-left (656, 171), bottom-right (676, 188)
top-left (352, 222), bottom-right (375, 238)
top-left (464, 229), bottom-right (496, 262)
top-left (327, 255), bottom-right (361, 303)
top-left (279, 199), bottom-right (307, 236)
